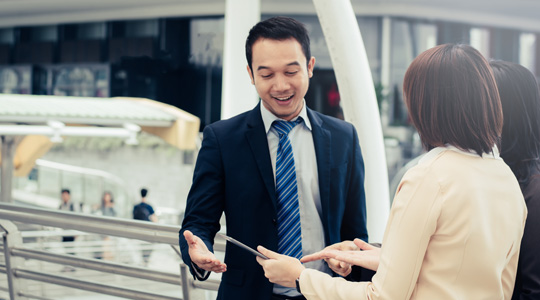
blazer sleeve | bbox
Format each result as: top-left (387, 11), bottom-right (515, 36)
top-left (514, 180), bottom-right (540, 300)
top-left (300, 168), bottom-right (441, 300)
top-left (179, 126), bottom-right (226, 280)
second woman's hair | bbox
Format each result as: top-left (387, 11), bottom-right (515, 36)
top-left (490, 60), bottom-right (540, 183)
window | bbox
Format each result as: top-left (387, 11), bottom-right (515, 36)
top-left (519, 33), bottom-right (536, 74)
top-left (470, 28), bottom-right (490, 58)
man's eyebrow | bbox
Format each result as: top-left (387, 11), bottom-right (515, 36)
top-left (256, 61), bottom-right (301, 71)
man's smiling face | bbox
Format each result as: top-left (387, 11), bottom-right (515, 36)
top-left (247, 37), bottom-right (315, 121)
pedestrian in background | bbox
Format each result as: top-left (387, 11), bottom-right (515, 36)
top-left (58, 188), bottom-right (77, 271)
top-left (133, 188), bottom-right (157, 266)
top-left (99, 191), bottom-right (117, 217)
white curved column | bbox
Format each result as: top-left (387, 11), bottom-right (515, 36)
top-left (313, 0), bottom-right (390, 242)
top-left (220, 0), bottom-right (260, 120)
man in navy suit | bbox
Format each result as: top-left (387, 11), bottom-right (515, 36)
top-left (180, 16), bottom-right (369, 300)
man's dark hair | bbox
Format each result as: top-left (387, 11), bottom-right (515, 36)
top-left (245, 16), bottom-right (311, 72)
top-left (61, 188), bottom-right (70, 194)
top-left (490, 60), bottom-right (540, 184)
top-left (140, 188), bottom-right (148, 198)
top-left (403, 43), bottom-right (503, 156)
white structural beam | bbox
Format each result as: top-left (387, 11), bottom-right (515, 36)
top-left (0, 123), bottom-right (140, 145)
top-left (220, 0), bottom-right (260, 120)
top-left (313, 0), bottom-right (390, 242)
top-left (379, 16), bottom-right (392, 129)
top-left (1, 136), bottom-right (18, 202)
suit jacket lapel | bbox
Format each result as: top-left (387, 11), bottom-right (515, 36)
top-left (245, 104), bottom-right (277, 211)
top-left (307, 108), bottom-right (331, 235)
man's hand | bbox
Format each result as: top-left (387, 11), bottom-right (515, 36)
top-left (183, 230), bottom-right (227, 273)
top-left (301, 239), bottom-right (380, 272)
top-left (256, 246), bottom-right (305, 288)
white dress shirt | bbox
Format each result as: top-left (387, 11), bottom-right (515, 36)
top-left (260, 101), bottom-right (332, 296)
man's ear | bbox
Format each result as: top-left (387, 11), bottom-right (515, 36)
top-left (307, 56), bottom-right (316, 78)
top-left (247, 65), bottom-right (255, 85)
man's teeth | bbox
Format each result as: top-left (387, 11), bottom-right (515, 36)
top-left (275, 95), bottom-right (293, 101)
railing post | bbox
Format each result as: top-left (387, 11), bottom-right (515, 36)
top-left (0, 220), bottom-right (28, 300)
top-left (1, 135), bottom-right (19, 203)
top-left (180, 263), bottom-right (191, 300)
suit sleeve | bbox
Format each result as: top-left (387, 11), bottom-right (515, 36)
top-left (179, 126), bottom-right (225, 280)
top-left (343, 126), bottom-right (373, 281)
top-left (341, 127), bottom-right (368, 242)
top-left (341, 125), bottom-right (368, 242)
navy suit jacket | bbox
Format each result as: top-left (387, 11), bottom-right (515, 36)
top-left (179, 104), bottom-right (368, 300)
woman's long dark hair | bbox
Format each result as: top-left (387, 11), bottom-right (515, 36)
top-left (490, 60), bottom-right (540, 184)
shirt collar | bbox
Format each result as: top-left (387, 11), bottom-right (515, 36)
top-left (419, 144), bottom-right (501, 165)
top-left (260, 99), bottom-right (312, 134)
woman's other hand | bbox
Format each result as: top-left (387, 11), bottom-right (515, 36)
top-left (301, 239), bottom-right (380, 272)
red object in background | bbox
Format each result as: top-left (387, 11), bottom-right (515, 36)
top-left (327, 83), bottom-right (340, 107)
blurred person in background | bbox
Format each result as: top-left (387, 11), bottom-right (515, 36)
top-left (490, 60), bottom-right (540, 300)
top-left (59, 188), bottom-right (75, 213)
top-left (59, 188), bottom-right (76, 245)
top-left (58, 188), bottom-right (77, 270)
top-left (98, 191), bottom-right (117, 217)
top-left (133, 188), bottom-right (157, 222)
top-left (94, 191), bottom-right (117, 260)
top-left (256, 44), bottom-right (527, 300)
top-left (133, 188), bottom-right (156, 266)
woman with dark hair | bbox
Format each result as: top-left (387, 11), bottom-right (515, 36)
top-left (490, 60), bottom-right (540, 300)
top-left (255, 44), bottom-right (527, 300)
top-left (100, 191), bottom-right (116, 217)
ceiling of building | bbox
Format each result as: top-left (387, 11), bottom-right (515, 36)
top-left (0, 0), bottom-right (538, 32)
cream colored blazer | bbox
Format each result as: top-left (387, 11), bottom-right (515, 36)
top-left (300, 146), bottom-right (527, 300)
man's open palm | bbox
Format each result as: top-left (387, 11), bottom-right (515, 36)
top-left (184, 230), bottom-right (227, 273)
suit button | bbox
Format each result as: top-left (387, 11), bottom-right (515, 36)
top-left (272, 219), bottom-right (277, 225)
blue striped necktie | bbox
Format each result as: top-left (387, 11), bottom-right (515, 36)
top-left (273, 118), bottom-right (302, 259)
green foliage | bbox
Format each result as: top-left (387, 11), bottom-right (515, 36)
top-left (374, 82), bottom-right (386, 111)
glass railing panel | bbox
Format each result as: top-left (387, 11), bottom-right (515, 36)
top-left (37, 167), bottom-right (62, 199)
top-left (13, 160), bottom-right (132, 219)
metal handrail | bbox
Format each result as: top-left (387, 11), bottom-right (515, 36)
top-left (16, 292), bottom-right (52, 300)
top-left (0, 202), bottom-right (224, 300)
top-left (0, 203), bottom-right (178, 244)
top-left (0, 203), bottom-right (227, 250)
top-left (11, 248), bottom-right (181, 285)
top-left (14, 269), bottom-right (180, 300)
top-left (192, 279), bottom-right (221, 291)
